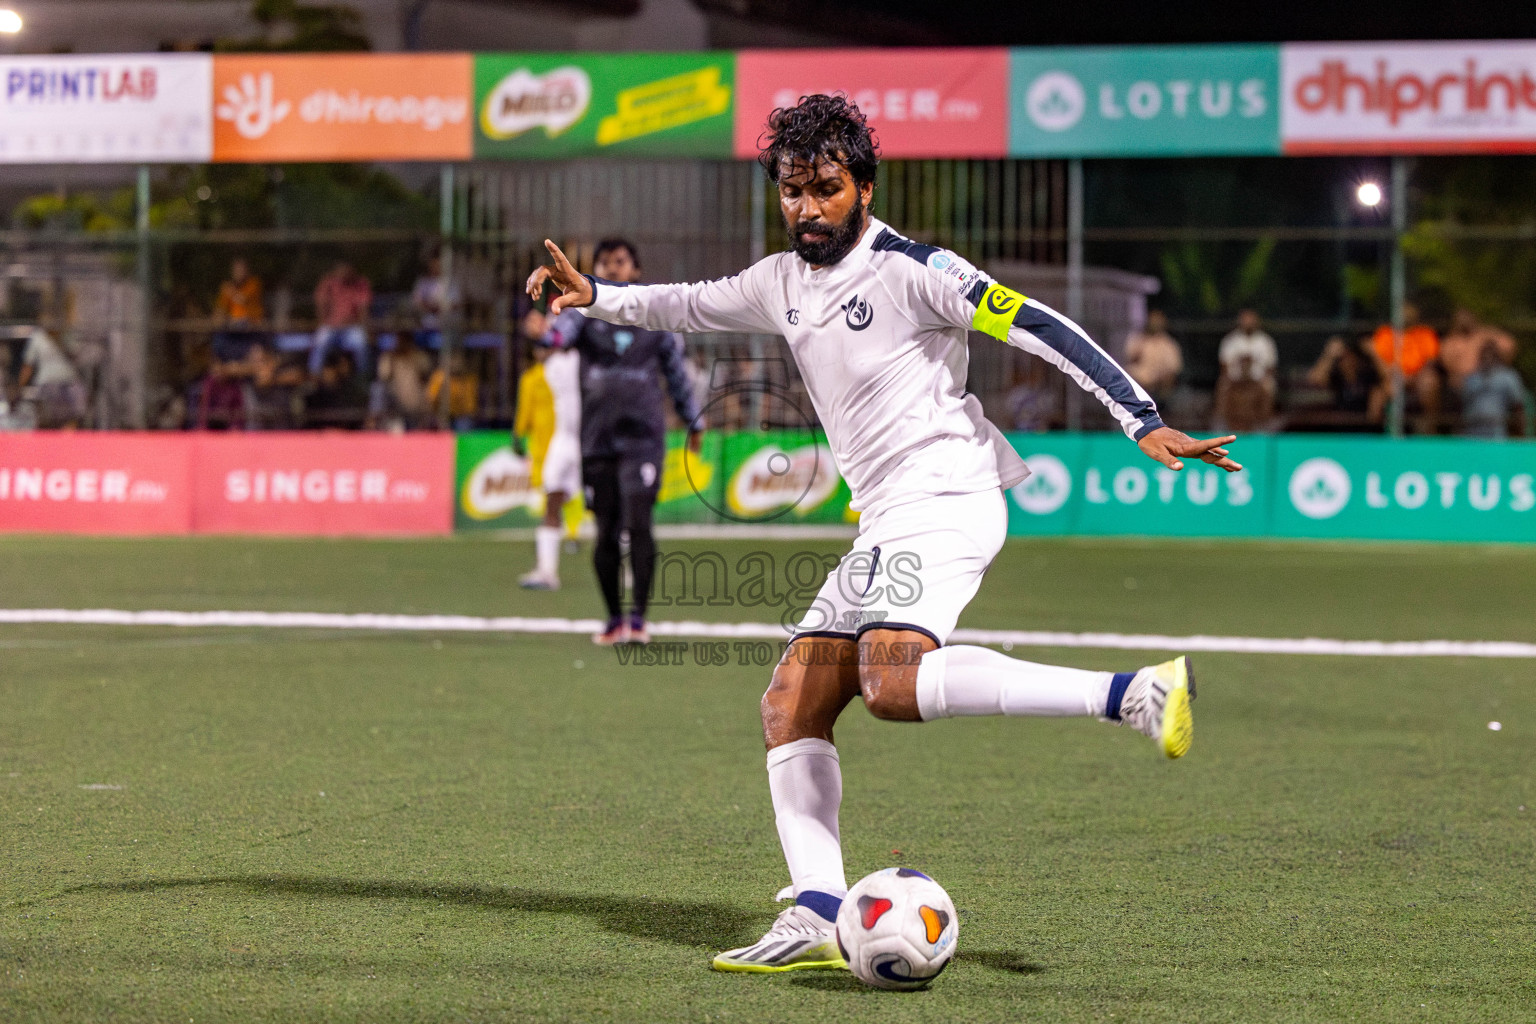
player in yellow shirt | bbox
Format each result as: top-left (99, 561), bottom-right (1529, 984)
top-left (517, 340), bottom-right (583, 588)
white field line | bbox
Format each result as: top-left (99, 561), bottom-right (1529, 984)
top-left (0, 608), bottom-right (1533, 658)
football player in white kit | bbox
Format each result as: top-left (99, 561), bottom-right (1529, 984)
top-left (519, 340), bottom-right (582, 590)
top-left (527, 94), bottom-right (1242, 973)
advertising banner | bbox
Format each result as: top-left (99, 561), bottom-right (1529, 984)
top-left (1273, 436), bottom-right (1536, 542)
top-left (720, 431), bottom-right (853, 525)
top-left (1281, 42), bottom-right (1536, 154)
top-left (734, 49), bottom-right (1009, 159)
top-left (0, 54), bottom-right (212, 163)
top-left (212, 53), bottom-right (473, 162)
top-left (455, 431), bottom-right (722, 530)
top-left (0, 433), bottom-right (193, 534)
top-left (1005, 432), bottom-right (1268, 537)
top-left (1009, 46), bottom-right (1280, 157)
top-left (474, 52), bottom-right (734, 159)
top-left (191, 434), bottom-right (453, 536)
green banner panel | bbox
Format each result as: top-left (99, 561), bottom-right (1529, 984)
top-left (719, 430), bottom-right (854, 525)
top-left (1272, 436), bottom-right (1536, 543)
top-left (655, 431), bottom-right (727, 525)
top-left (474, 52), bottom-right (735, 159)
top-left (455, 430), bottom-right (539, 531)
top-left (1009, 45), bottom-right (1281, 157)
top-left (455, 430), bottom-right (725, 531)
top-left (1004, 432), bottom-right (1271, 536)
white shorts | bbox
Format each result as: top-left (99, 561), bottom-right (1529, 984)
top-left (541, 432), bottom-right (582, 497)
top-left (793, 489), bottom-right (1007, 646)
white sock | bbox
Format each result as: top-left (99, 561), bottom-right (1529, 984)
top-left (915, 645), bottom-right (1112, 721)
top-left (766, 738), bottom-right (848, 899)
top-left (535, 525), bottom-right (560, 576)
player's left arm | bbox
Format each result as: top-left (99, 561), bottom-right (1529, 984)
top-left (657, 331), bottom-right (704, 451)
top-left (909, 253), bottom-right (1240, 472)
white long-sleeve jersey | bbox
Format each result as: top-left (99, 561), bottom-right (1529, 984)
top-left (579, 215), bottom-right (1164, 515)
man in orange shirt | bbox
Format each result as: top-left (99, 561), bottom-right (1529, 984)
top-left (215, 258), bottom-right (263, 327)
top-left (1371, 303), bottom-right (1441, 433)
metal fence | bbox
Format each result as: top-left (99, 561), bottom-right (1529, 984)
top-left (2, 155), bottom-right (1532, 438)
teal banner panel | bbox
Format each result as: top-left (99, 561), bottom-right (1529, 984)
top-left (1009, 45), bottom-right (1282, 157)
top-left (1272, 436), bottom-right (1536, 543)
top-left (1004, 432), bottom-right (1272, 537)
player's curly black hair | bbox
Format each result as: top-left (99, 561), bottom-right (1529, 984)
top-left (757, 93), bottom-right (881, 186)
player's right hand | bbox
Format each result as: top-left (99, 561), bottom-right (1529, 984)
top-left (525, 240), bottom-right (595, 313)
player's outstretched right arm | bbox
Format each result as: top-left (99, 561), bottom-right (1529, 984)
top-left (526, 239), bottom-right (777, 335)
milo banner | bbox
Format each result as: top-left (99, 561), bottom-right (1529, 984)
top-left (473, 52), bottom-right (734, 159)
top-left (454, 430), bottom-right (723, 531)
top-left (719, 430), bottom-right (855, 525)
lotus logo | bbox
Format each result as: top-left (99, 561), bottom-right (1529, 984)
top-left (480, 66), bottom-right (591, 140)
top-left (1025, 71), bottom-right (1086, 132)
top-left (842, 294), bottom-right (874, 331)
top-left (1288, 457), bottom-right (1352, 520)
top-left (1010, 454), bottom-right (1072, 515)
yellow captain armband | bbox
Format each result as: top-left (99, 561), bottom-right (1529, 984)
top-left (970, 283), bottom-right (1027, 341)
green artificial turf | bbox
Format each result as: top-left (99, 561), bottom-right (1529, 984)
top-left (2, 535), bottom-right (1534, 1022)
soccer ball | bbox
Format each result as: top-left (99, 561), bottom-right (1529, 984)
top-left (836, 867), bottom-right (959, 990)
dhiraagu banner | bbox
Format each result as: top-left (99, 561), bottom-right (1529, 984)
top-left (1274, 436), bottom-right (1536, 542)
top-left (1009, 45), bottom-right (1281, 157)
top-left (474, 52), bottom-right (734, 158)
top-left (1005, 432), bottom-right (1268, 537)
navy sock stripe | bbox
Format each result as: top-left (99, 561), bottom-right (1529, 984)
top-left (1106, 672), bottom-right (1135, 721)
top-left (795, 890), bottom-right (843, 923)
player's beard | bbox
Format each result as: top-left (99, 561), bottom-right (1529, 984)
top-left (789, 194), bottom-right (866, 266)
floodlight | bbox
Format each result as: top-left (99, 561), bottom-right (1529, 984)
top-left (0, 10), bottom-right (21, 33)
top-left (1356, 182), bottom-right (1383, 207)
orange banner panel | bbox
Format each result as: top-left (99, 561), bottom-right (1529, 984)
top-left (213, 53), bottom-right (472, 162)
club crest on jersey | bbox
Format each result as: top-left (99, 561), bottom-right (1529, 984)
top-left (842, 294), bottom-right (874, 331)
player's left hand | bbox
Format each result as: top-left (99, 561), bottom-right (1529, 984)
top-left (1137, 427), bottom-right (1242, 472)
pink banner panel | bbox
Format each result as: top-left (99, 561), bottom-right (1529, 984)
top-left (734, 49), bottom-right (1010, 159)
top-left (191, 434), bottom-right (454, 536)
top-left (0, 432), bottom-right (194, 534)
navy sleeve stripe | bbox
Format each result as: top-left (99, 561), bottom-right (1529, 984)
top-left (1010, 302), bottom-right (1162, 429)
top-left (871, 228), bottom-right (939, 265)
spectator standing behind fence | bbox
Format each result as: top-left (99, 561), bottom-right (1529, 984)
top-left (199, 258), bottom-right (266, 429)
top-left (1306, 334), bottom-right (1385, 426)
top-left (1460, 341), bottom-right (1531, 439)
top-left (216, 257), bottom-right (264, 329)
top-left (1124, 310), bottom-right (1183, 402)
top-left (1370, 302), bottom-right (1440, 433)
top-left (1214, 310), bottom-right (1276, 431)
top-left (310, 262), bottom-right (372, 376)
top-left (18, 327), bottom-right (85, 428)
